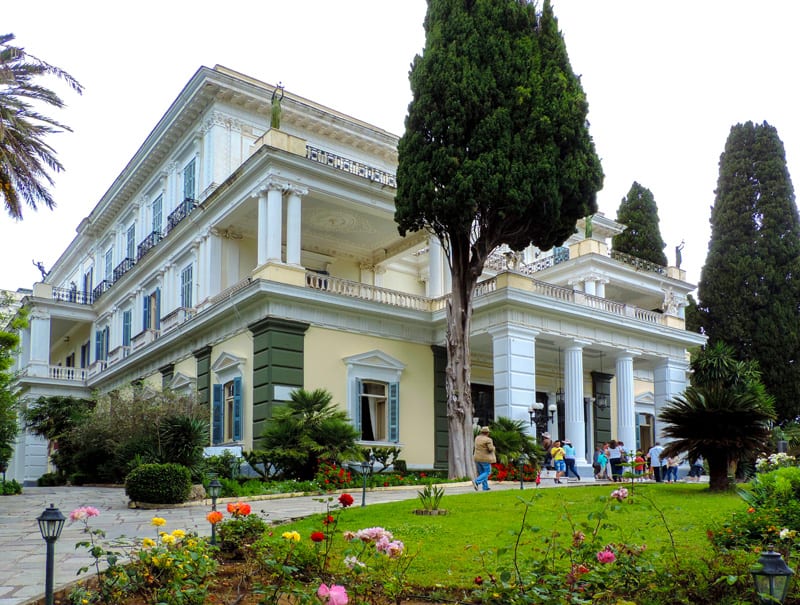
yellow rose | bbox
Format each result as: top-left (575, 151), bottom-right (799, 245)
top-left (281, 531), bottom-right (301, 542)
top-left (171, 529), bottom-right (186, 539)
top-left (142, 538), bottom-right (156, 548)
top-left (151, 517), bottom-right (167, 527)
top-left (161, 534), bottom-right (176, 545)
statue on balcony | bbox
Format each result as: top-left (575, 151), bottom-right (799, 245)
top-left (271, 83), bottom-right (284, 129)
top-left (584, 214), bottom-right (593, 239)
top-left (675, 240), bottom-right (685, 269)
top-left (32, 259), bottom-right (47, 280)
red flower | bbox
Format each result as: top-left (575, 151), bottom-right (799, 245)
top-left (322, 514), bottom-right (335, 525)
top-left (310, 531), bottom-right (325, 543)
top-left (474, 576), bottom-right (483, 585)
top-left (226, 501), bottom-right (251, 517)
top-left (206, 511), bottom-right (223, 524)
top-left (338, 493), bottom-right (354, 508)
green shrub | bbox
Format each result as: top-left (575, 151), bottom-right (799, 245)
top-left (37, 472), bottom-right (65, 486)
top-left (125, 463), bottom-right (191, 504)
top-left (0, 479), bottom-right (21, 495)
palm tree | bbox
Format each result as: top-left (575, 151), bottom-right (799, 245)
top-left (0, 33), bottom-right (82, 219)
top-left (659, 386), bottom-right (774, 491)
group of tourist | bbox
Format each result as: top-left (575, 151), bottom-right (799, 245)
top-left (474, 426), bottom-right (705, 488)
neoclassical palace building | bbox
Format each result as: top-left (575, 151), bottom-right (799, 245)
top-left (8, 65), bottom-right (703, 484)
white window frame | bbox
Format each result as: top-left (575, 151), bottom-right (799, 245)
top-left (344, 350), bottom-right (405, 445)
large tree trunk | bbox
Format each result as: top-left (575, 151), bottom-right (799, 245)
top-left (445, 245), bottom-right (480, 479)
top-left (707, 451), bottom-right (731, 492)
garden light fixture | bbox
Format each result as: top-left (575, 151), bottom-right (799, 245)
top-left (37, 503), bottom-right (65, 605)
top-left (751, 546), bottom-right (794, 603)
top-left (208, 477), bottom-right (222, 545)
top-left (517, 453), bottom-right (527, 491)
top-left (528, 402), bottom-right (556, 426)
top-left (348, 453), bottom-right (376, 507)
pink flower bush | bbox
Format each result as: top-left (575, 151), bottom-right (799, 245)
top-left (317, 583), bottom-right (348, 605)
top-left (596, 548), bottom-right (616, 564)
top-left (353, 526), bottom-right (394, 544)
top-left (610, 488), bottom-right (629, 502)
top-left (69, 506), bottom-right (100, 522)
top-left (376, 535), bottom-right (405, 558)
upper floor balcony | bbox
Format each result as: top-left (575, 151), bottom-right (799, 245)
top-left (92, 280), bottom-right (113, 302)
top-left (137, 230), bottom-right (163, 261)
top-left (113, 257), bottom-right (135, 282)
top-left (165, 198), bottom-right (197, 235)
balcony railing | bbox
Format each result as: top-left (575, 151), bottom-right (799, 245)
top-left (160, 307), bottom-right (196, 335)
top-left (306, 145), bottom-right (397, 188)
top-left (137, 230), bottom-right (163, 261)
top-left (92, 280), bottom-right (113, 302)
top-left (610, 250), bottom-right (667, 275)
top-left (52, 287), bottom-right (93, 305)
top-left (305, 272), bottom-right (430, 311)
top-left (165, 198), bottom-right (196, 235)
top-left (107, 345), bottom-right (131, 366)
top-left (113, 257), bottom-right (135, 282)
top-left (131, 328), bottom-right (160, 352)
top-left (49, 365), bottom-right (88, 381)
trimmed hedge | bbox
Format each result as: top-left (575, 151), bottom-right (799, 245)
top-left (125, 463), bottom-right (191, 504)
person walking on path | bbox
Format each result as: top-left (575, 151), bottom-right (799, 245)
top-left (550, 440), bottom-right (567, 484)
top-left (647, 442), bottom-right (666, 483)
top-left (563, 439), bottom-right (581, 481)
top-left (687, 455), bottom-right (704, 482)
top-left (473, 426), bottom-right (496, 491)
top-left (666, 456), bottom-right (680, 483)
top-left (608, 439), bottom-right (624, 482)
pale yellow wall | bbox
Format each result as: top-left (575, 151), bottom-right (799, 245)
top-left (210, 331), bottom-right (254, 449)
top-left (50, 325), bottom-right (91, 366)
top-left (239, 239), bottom-right (257, 280)
top-left (382, 269), bottom-right (425, 297)
top-left (173, 356), bottom-right (196, 378)
top-left (304, 326), bottom-right (434, 468)
top-left (326, 258), bottom-right (360, 281)
top-left (143, 372), bottom-right (162, 391)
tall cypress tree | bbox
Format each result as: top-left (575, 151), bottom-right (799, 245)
top-left (396, 0), bottom-right (602, 477)
top-left (696, 121), bottom-right (800, 421)
top-left (611, 181), bottom-right (668, 266)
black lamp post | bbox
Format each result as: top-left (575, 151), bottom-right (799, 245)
top-left (751, 546), bottom-right (794, 603)
top-left (517, 453), bottom-right (528, 491)
top-left (37, 503), bottom-right (65, 605)
top-left (208, 477), bottom-right (222, 546)
top-left (349, 454), bottom-right (376, 507)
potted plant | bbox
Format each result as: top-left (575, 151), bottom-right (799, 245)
top-left (414, 483), bottom-right (447, 516)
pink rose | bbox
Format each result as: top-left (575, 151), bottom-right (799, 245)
top-left (597, 549), bottom-right (616, 564)
top-left (317, 583), bottom-right (348, 605)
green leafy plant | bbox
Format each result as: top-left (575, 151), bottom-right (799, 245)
top-left (0, 478), bottom-right (21, 495)
top-left (125, 463), bottom-right (191, 504)
top-left (212, 501), bottom-right (269, 560)
top-left (416, 483), bottom-right (445, 511)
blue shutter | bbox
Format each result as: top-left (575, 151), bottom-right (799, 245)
top-left (212, 384), bottom-right (223, 444)
top-left (388, 382), bottom-right (399, 442)
top-left (143, 295), bottom-right (150, 330)
top-left (94, 330), bottom-right (103, 362)
top-left (154, 288), bottom-right (161, 330)
top-left (354, 378), bottom-right (362, 436)
top-left (103, 326), bottom-right (110, 360)
top-left (233, 376), bottom-right (242, 441)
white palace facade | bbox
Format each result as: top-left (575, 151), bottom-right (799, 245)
top-left (7, 65), bottom-right (704, 483)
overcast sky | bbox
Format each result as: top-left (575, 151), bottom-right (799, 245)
top-left (3, 1), bottom-right (799, 294)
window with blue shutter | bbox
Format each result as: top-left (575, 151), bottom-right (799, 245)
top-left (122, 310), bottom-right (131, 347)
top-left (94, 330), bottom-right (103, 362)
top-left (232, 376), bottom-right (242, 441)
top-left (103, 326), bottom-right (110, 360)
top-left (388, 382), bottom-right (399, 442)
top-left (154, 287), bottom-right (161, 330)
top-left (354, 378), bottom-right (362, 435)
top-left (212, 383), bottom-right (223, 445)
top-left (183, 159), bottom-right (196, 201)
top-left (143, 295), bottom-right (150, 330)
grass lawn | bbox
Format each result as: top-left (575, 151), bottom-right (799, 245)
top-left (280, 482), bottom-right (747, 589)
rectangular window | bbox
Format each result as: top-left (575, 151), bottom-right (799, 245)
top-left (104, 248), bottom-right (113, 282)
top-left (122, 310), bottom-right (132, 347)
top-left (183, 159), bottom-right (196, 201)
top-left (83, 268), bottom-right (93, 298)
top-left (359, 381), bottom-right (386, 441)
top-left (80, 341), bottom-right (89, 368)
top-left (180, 264), bottom-right (193, 308)
top-left (152, 195), bottom-right (163, 234)
top-left (95, 327), bottom-right (109, 362)
top-left (126, 224), bottom-right (136, 259)
top-left (212, 377), bottom-right (242, 444)
top-left (142, 288), bottom-right (161, 331)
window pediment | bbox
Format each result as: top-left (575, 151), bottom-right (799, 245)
top-left (343, 349), bottom-right (405, 373)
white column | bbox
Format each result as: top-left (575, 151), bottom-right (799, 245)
top-left (286, 186), bottom-right (306, 266)
top-left (257, 189), bottom-right (268, 266)
top-left (584, 279), bottom-right (597, 296)
top-left (203, 230), bottom-right (221, 300)
top-left (596, 279), bottom-right (607, 298)
top-left (266, 182), bottom-right (284, 262)
top-left (488, 325), bottom-right (538, 430)
top-left (653, 358), bottom-right (689, 441)
top-left (615, 352), bottom-right (638, 452)
top-left (28, 309), bottom-right (51, 377)
top-left (428, 236), bottom-right (443, 298)
top-left (564, 341), bottom-right (588, 464)
top-left (374, 265), bottom-right (387, 287)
